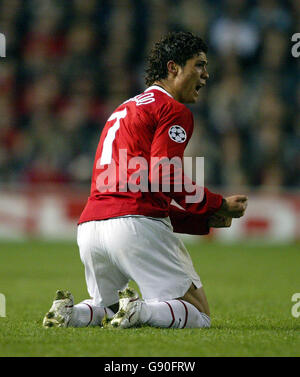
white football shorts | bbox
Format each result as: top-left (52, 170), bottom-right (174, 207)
top-left (77, 216), bottom-right (202, 307)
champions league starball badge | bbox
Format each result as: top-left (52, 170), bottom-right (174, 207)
top-left (168, 125), bottom-right (187, 143)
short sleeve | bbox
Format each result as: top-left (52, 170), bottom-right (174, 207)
top-left (150, 102), bottom-right (194, 160)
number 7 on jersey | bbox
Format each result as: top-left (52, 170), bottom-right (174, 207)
top-left (100, 108), bottom-right (127, 165)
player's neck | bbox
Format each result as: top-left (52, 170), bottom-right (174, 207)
top-left (152, 81), bottom-right (177, 101)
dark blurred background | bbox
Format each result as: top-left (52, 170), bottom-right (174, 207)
top-left (0, 0), bottom-right (299, 191)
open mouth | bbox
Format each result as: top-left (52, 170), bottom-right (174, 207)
top-left (195, 82), bottom-right (206, 92)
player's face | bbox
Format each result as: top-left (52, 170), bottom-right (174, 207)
top-left (174, 53), bottom-right (209, 103)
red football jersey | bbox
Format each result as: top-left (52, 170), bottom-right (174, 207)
top-left (78, 85), bottom-right (223, 234)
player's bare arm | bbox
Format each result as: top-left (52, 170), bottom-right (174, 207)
top-left (208, 213), bottom-right (232, 228)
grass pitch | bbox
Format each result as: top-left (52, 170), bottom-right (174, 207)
top-left (0, 240), bottom-right (299, 357)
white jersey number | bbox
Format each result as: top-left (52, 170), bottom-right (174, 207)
top-left (100, 108), bottom-right (127, 165)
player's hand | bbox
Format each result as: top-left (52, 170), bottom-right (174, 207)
top-left (217, 195), bottom-right (248, 218)
top-left (208, 213), bottom-right (232, 228)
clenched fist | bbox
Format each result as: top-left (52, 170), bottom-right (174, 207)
top-left (217, 195), bottom-right (248, 218)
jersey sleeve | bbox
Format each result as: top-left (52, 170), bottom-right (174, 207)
top-left (169, 204), bottom-right (210, 235)
top-left (150, 102), bottom-right (193, 160)
top-left (149, 101), bottom-right (223, 217)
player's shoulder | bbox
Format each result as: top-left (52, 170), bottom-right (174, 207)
top-left (114, 85), bottom-right (192, 125)
top-left (143, 85), bottom-right (192, 118)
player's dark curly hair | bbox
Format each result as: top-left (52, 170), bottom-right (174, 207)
top-left (145, 31), bottom-right (208, 87)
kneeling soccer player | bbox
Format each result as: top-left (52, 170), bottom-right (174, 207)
top-left (43, 31), bottom-right (247, 329)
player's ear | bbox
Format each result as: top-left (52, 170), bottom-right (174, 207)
top-left (167, 61), bottom-right (178, 76)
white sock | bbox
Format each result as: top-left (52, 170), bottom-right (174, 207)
top-left (140, 299), bottom-right (210, 329)
top-left (68, 301), bottom-right (115, 327)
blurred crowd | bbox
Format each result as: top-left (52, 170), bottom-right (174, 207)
top-left (0, 0), bottom-right (299, 190)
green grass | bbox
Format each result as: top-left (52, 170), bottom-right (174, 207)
top-left (0, 240), bottom-right (300, 357)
